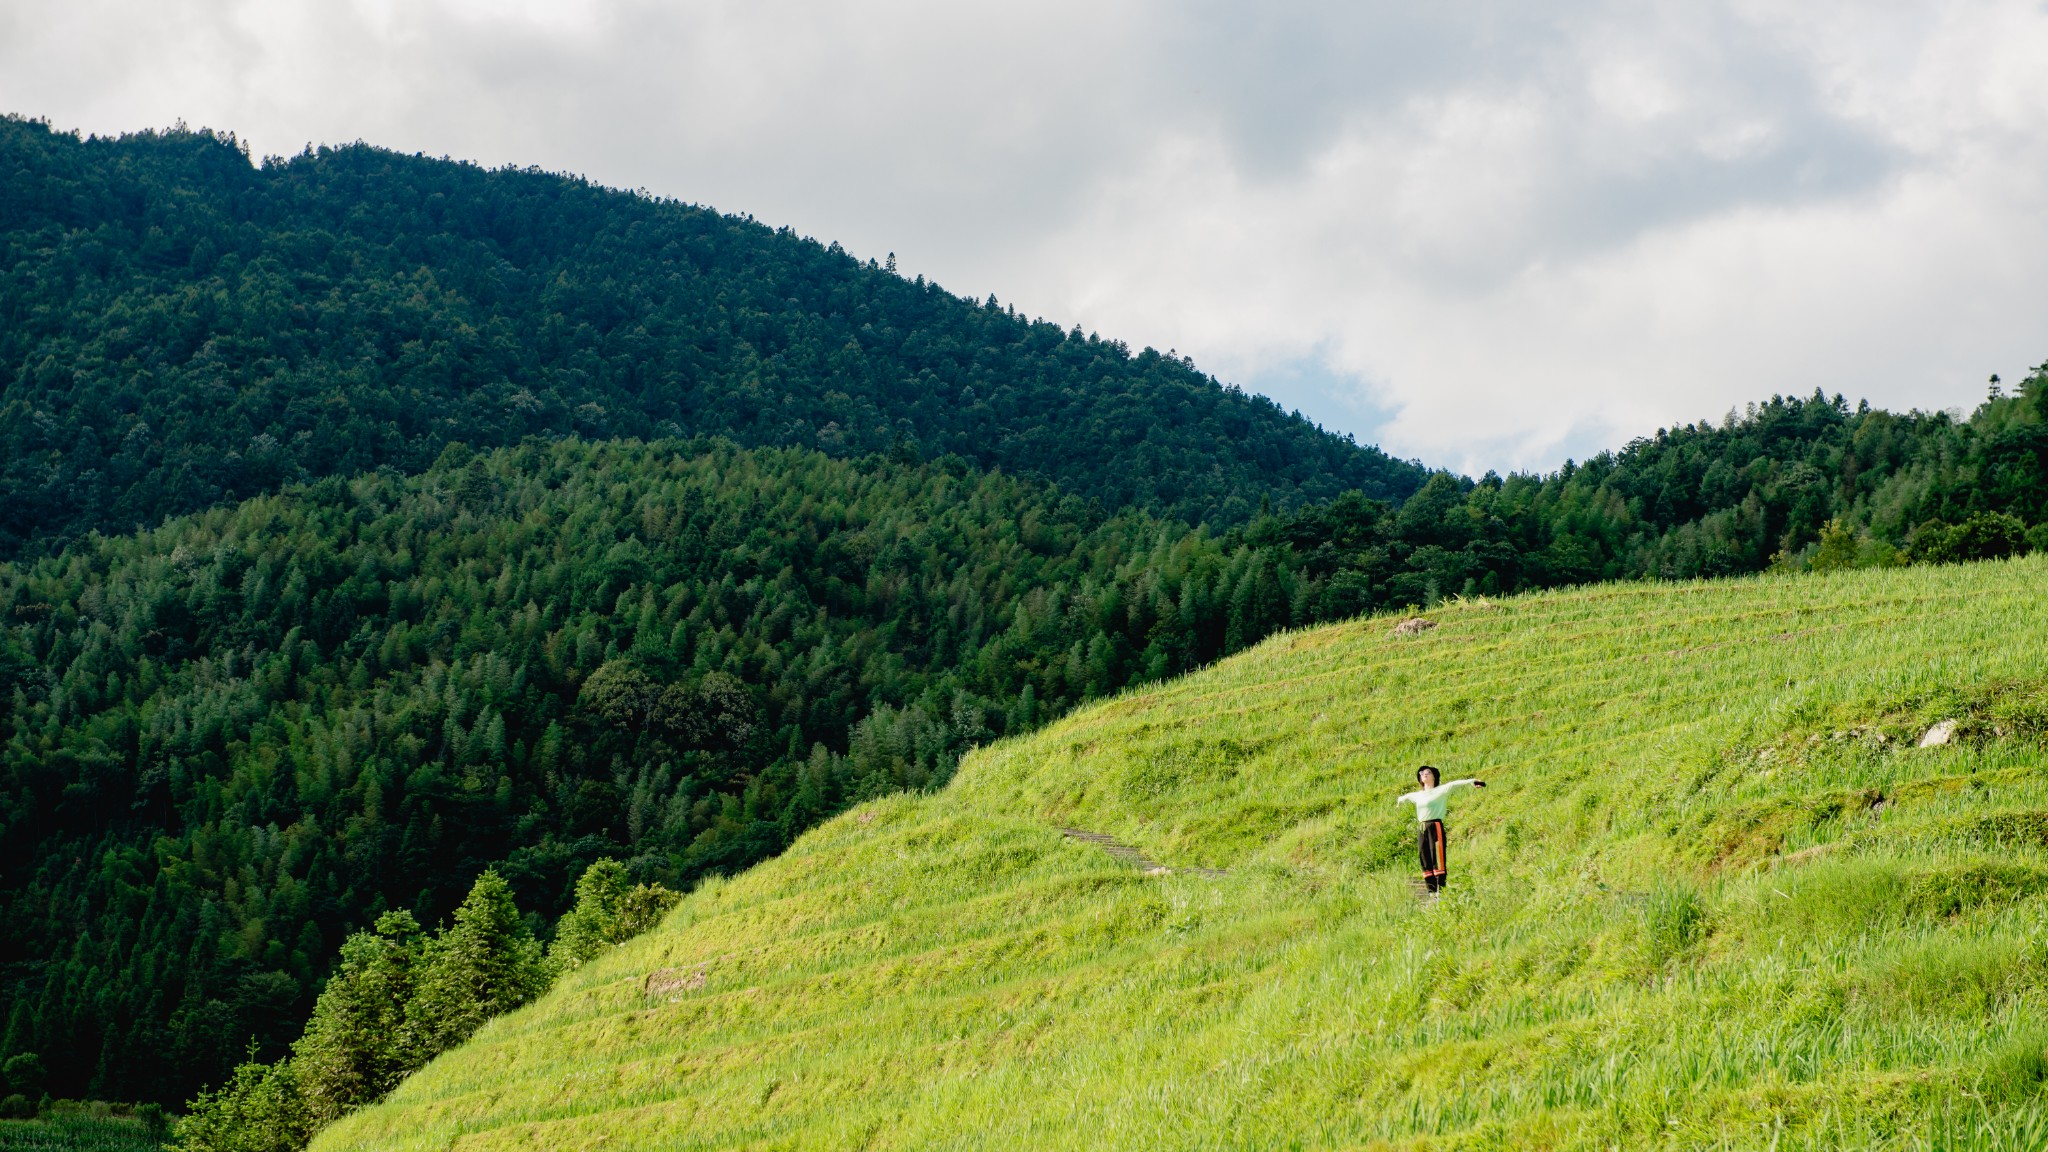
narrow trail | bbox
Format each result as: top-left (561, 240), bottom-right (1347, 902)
top-left (1057, 828), bottom-right (1440, 898)
top-left (1054, 828), bottom-right (1229, 878)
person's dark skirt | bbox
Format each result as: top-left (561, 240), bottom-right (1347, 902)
top-left (1418, 819), bottom-right (1447, 893)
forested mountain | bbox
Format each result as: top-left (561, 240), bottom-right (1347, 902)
top-left (5, 111), bottom-right (2041, 590)
top-left (0, 116), bottom-right (1423, 560)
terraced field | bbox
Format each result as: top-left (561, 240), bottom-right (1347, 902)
top-left (315, 557), bottom-right (2048, 1150)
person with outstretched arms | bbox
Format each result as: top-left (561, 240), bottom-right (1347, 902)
top-left (1398, 765), bottom-right (1485, 894)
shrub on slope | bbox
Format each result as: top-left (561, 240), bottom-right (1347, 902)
top-left (316, 557), bottom-right (2048, 1150)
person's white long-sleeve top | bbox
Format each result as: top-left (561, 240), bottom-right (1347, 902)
top-left (1398, 779), bottom-right (1480, 823)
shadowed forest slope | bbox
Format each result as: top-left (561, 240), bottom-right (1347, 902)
top-left (316, 556), bottom-right (2048, 1151)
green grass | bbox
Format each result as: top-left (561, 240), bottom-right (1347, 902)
top-left (0, 1111), bottom-right (164, 1152)
top-left (314, 558), bottom-right (2048, 1150)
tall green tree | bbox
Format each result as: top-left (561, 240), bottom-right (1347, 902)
top-left (404, 872), bottom-right (546, 1057)
top-left (177, 1058), bottom-right (311, 1152)
top-left (290, 912), bottom-right (424, 1125)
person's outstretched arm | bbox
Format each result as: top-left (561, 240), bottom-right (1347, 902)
top-left (1443, 778), bottom-right (1486, 791)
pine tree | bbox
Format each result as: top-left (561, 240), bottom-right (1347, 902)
top-left (291, 912), bottom-right (425, 1124)
top-left (405, 872), bottom-right (547, 1056)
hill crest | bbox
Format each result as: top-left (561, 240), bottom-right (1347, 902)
top-left (0, 114), bottom-right (1424, 558)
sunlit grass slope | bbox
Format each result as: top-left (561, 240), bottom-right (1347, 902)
top-left (317, 559), bottom-right (2048, 1151)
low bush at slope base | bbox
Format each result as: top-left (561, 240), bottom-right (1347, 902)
top-left (316, 558), bottom-right (2048, 1150)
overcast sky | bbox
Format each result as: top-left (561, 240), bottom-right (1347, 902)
top-left (5, 1), bottom-right (2046, 474)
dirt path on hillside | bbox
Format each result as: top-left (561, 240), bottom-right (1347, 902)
top-left (1054, 828), bottom-right (1228, 877)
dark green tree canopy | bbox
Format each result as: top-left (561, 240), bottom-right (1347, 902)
top-left (0, 115), bottom-right (1425, 559)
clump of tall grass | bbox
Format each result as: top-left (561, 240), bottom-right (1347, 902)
top-left (0, 1101), bottom-right (168, 1152)
top-left (1641, 880), bottom-right (1709, 967)
top-left (1979, 1030), bottom-right (2048, 1104)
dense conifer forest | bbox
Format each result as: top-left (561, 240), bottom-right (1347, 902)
top-left (0, 115), bottom-right (1423, 560)
top-left (2, 115), bottom-right (2047, 1119)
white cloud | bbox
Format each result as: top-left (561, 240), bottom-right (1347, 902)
top-left (4, 0), bottom-right (2046, 473)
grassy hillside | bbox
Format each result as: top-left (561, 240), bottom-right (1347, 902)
top-left (0, 1104), bottom-right (165, 1152)
top-left (313, 558), bottom-right (2048, 1150)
